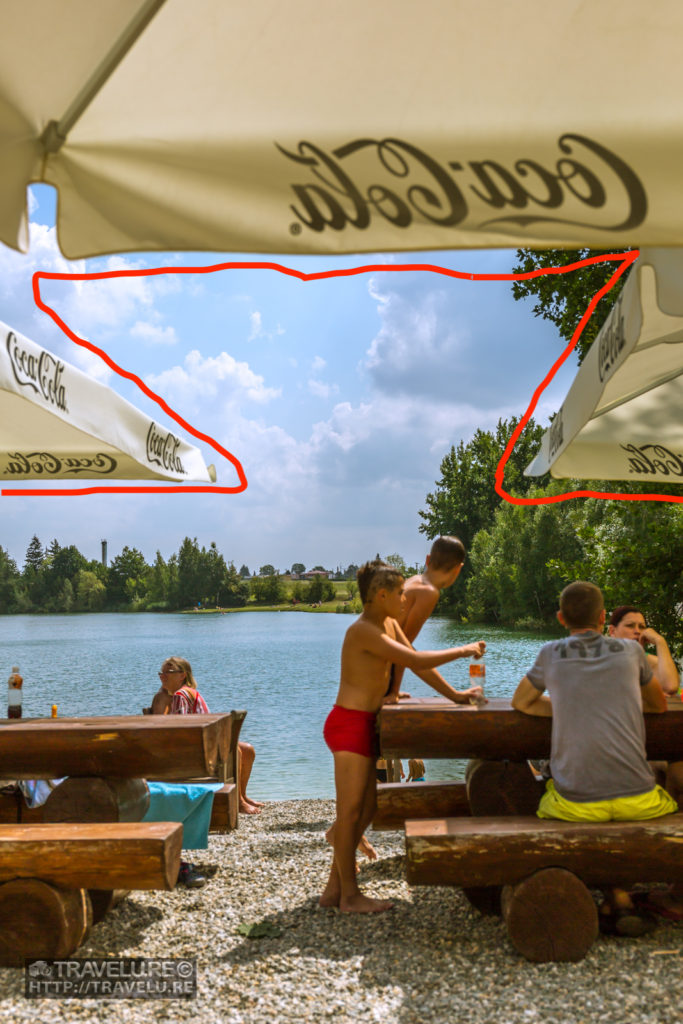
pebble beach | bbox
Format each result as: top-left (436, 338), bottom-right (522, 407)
top-left (2, 798), bottom-right (682, 1024)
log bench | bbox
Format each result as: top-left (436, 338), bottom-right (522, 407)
top-left (0, 710), bottom-right (246, 831)
top-left (406, 813), bottom-right (683, 963)
top-left (0, 712), bottom-right (245, 956)
top-left (0, 821), bottom-right (182, 966)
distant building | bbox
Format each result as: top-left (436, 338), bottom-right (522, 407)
top-left (302, 569), bottom-right (330, 580)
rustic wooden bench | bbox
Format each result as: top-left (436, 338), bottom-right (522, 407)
top-left (406, 813), bottom-right (683, 962)
top-left (373, 780), bottom-right (470, 830)
top-left (0, 710), bottom-right (246, 831)
top-left (0, 821), bottom-right (182, 966)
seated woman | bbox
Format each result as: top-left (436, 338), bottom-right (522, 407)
top-left (152, 656), bottom-right (264, 815)
top-left (608, 606), bottom-right (683, 920)
top-left (607, 606), bottom-right (679, 695)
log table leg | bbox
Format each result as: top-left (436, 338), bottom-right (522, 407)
top-left (88, 888), bottom-right (129, 925)
top-left (461, 886), bottom-right (502, 916)
top-left (501, 867), bottom-right (598, 963)
top-left (0, 879), bottom-right (92, 966)
top-left (466, 759), bottom-right (545, 817)
top-left (42, 778), bottom-right (150, 823)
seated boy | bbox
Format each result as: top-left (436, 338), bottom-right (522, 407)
top-left (385, 535), bottom-right (484, 706)
top-left (321, 559), bottom-right (485, 914)
top-left (512, 581), bottom-right (677, 935)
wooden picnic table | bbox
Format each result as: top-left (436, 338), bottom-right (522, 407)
top-left (380, 695), bottom-right (683, 762)
top-left (0, 713), bottom-right (236, 780)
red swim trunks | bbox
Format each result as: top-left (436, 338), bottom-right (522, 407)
top-left (323, 704), bottom-right (377, 758)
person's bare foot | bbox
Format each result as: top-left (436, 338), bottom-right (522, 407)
top-left (319, 883), bottom-right (341, 908)
top-left (340, 893), bottom-right (394, 914)
top-left (244, 796), bottom-right (265, 809)
top-left (239, 799), bottom-right (261, 815)
top-left (357, 835), bottom-right (378, 861)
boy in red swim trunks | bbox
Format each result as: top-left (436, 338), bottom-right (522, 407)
top-left (321, 559), bottom-right (485, 914)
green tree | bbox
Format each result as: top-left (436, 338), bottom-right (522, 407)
top-left (239, 564), bottom-right (250, 578)
top-left (24, 535), bottom-right (44, 574)
top-left (384, 553), bottom-right (407, 574)
top-left (250, 574), bottom-right (286, 604)
top-left (221, 563), bottom-right (249, 607)
top-left (550, 494), bottom-right (683, 661)
top-left (511, 248), bottom-right (631, 363)
top-left (147, 551), bottom-right (169, 606)
top-left (466, 483), bottom-right (582, 627)
top-left (291, 563), bottom-right (306, 575)
top-left (0, 547), bottom-right (24, 613)
top-left (177, 537), bottom-right (203, 607)
top-left (204, 541), bottom-right (228, 607)
top-left (259, 564), bottom-right (276, 577)
top-left (107, 546), bottom-right (149, 607)
top-left (419, 417), bottom-right (547, 613)
top-left (76, 569), bottom-right (106, 611)
top-left (57, 578), bottom-right (75, 613)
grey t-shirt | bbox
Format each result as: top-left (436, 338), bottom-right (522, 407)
top-left (526, 631), bottom-right (655, 803)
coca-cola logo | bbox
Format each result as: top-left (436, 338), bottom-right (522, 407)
top-left (146, 423), bottom-right (186, 475)
top-left (6, 331), bottom-right (68, 412)
top-left (3, 452), bottom-right (117, 476)
top-left (277, 133), bottom-right (647, 237)
top-left (622, 443), bottom-right (683, 476)
top-left (598, 296), bottom-right (626, 382)
top-left (548, 411), bottom-right (564, 459)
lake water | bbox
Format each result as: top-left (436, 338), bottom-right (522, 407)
top-left (0, 612), bottom-right (559, 800)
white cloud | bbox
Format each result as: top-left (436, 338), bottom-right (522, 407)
top-left (248, 310), bottom-right (285, 341)
top-left (308, 378), bottom-right (338, 399)
top-left (311, 355), bottom-right (326, 372)
top-left (145, 349), bottom-right (281, 411)
top-left (130, 321), bottom-right (179, 346)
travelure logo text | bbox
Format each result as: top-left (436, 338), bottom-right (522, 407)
top-left (278, 133), bottom-right (647, 236)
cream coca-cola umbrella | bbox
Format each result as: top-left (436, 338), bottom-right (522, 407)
top-left (0, 320), bottom-right (216, 484)
top-left (524, 248), bottom-right (683, 484)
top-left (1, 0), bottom-right (683, 258)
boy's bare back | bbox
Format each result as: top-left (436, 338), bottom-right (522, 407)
top-left (399, 574), bottom-right (441, 642)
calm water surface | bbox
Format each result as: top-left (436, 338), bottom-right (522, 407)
top-left (0, 612), bottom-right (559, 800)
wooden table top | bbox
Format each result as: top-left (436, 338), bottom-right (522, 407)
top-left (0, 713), bottom-right (237, 779)
top-left (379, 696), bottom-right (683, 761)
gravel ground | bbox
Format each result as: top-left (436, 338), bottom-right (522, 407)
top-left (1, 799), bottom-right (682, 1023)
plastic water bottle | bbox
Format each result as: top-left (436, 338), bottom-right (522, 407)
top-left (8, 666), bottom-right (23, 719)
top-left (468, 657), bottom-right (486, 706)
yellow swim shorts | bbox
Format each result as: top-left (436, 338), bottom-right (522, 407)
top-left (537, 779), bottom-right (679, 822)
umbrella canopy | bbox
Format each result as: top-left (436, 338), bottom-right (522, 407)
top-left (0, 320), bottom-right (216, 483)
top-left (524, 249), bottom-right (683, 483)
top-left (2, 0), bottom-right (683, 258)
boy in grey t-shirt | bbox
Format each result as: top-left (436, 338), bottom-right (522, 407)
top-left (512, 581), bottom-right (677, 936)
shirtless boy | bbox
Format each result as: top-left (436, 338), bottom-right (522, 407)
top-left (320, 559), bottom-right (485, 914)
top-left (386, 536), bottom-right (483, 706)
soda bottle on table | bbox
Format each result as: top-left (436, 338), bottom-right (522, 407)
top-left (468, 657), bottom-right (486, 706)
top-left (7, 666), bottom-right (23, 719)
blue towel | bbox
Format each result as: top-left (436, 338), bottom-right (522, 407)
top-left (143, 782), bottom-right (222, 850)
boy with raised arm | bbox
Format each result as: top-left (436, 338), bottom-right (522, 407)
top-left (512, 581), bottom-right (676, 936)
top-left (320, 559), bottom-right (485, 914)
top-left (386, 536), bottom-right (484, 706)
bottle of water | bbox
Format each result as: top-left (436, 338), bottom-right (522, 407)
top-left (8, 666), bottom-right (23, 719)
top-left (468, 657), bottom-right (486, 706)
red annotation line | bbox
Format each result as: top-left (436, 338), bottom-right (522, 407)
top-left (2, 254), bottom-right (678, 503)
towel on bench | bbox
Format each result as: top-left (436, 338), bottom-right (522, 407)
top-left (143, 782), bottom-right (222, 849)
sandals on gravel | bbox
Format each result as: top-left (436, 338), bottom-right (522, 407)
top-left (632, 893), bottom-right (683, 922)
top-left (598, 903), bottom-right (659, 937)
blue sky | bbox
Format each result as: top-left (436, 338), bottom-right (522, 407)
top-left (0, 185), bottom-right (577, 574)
